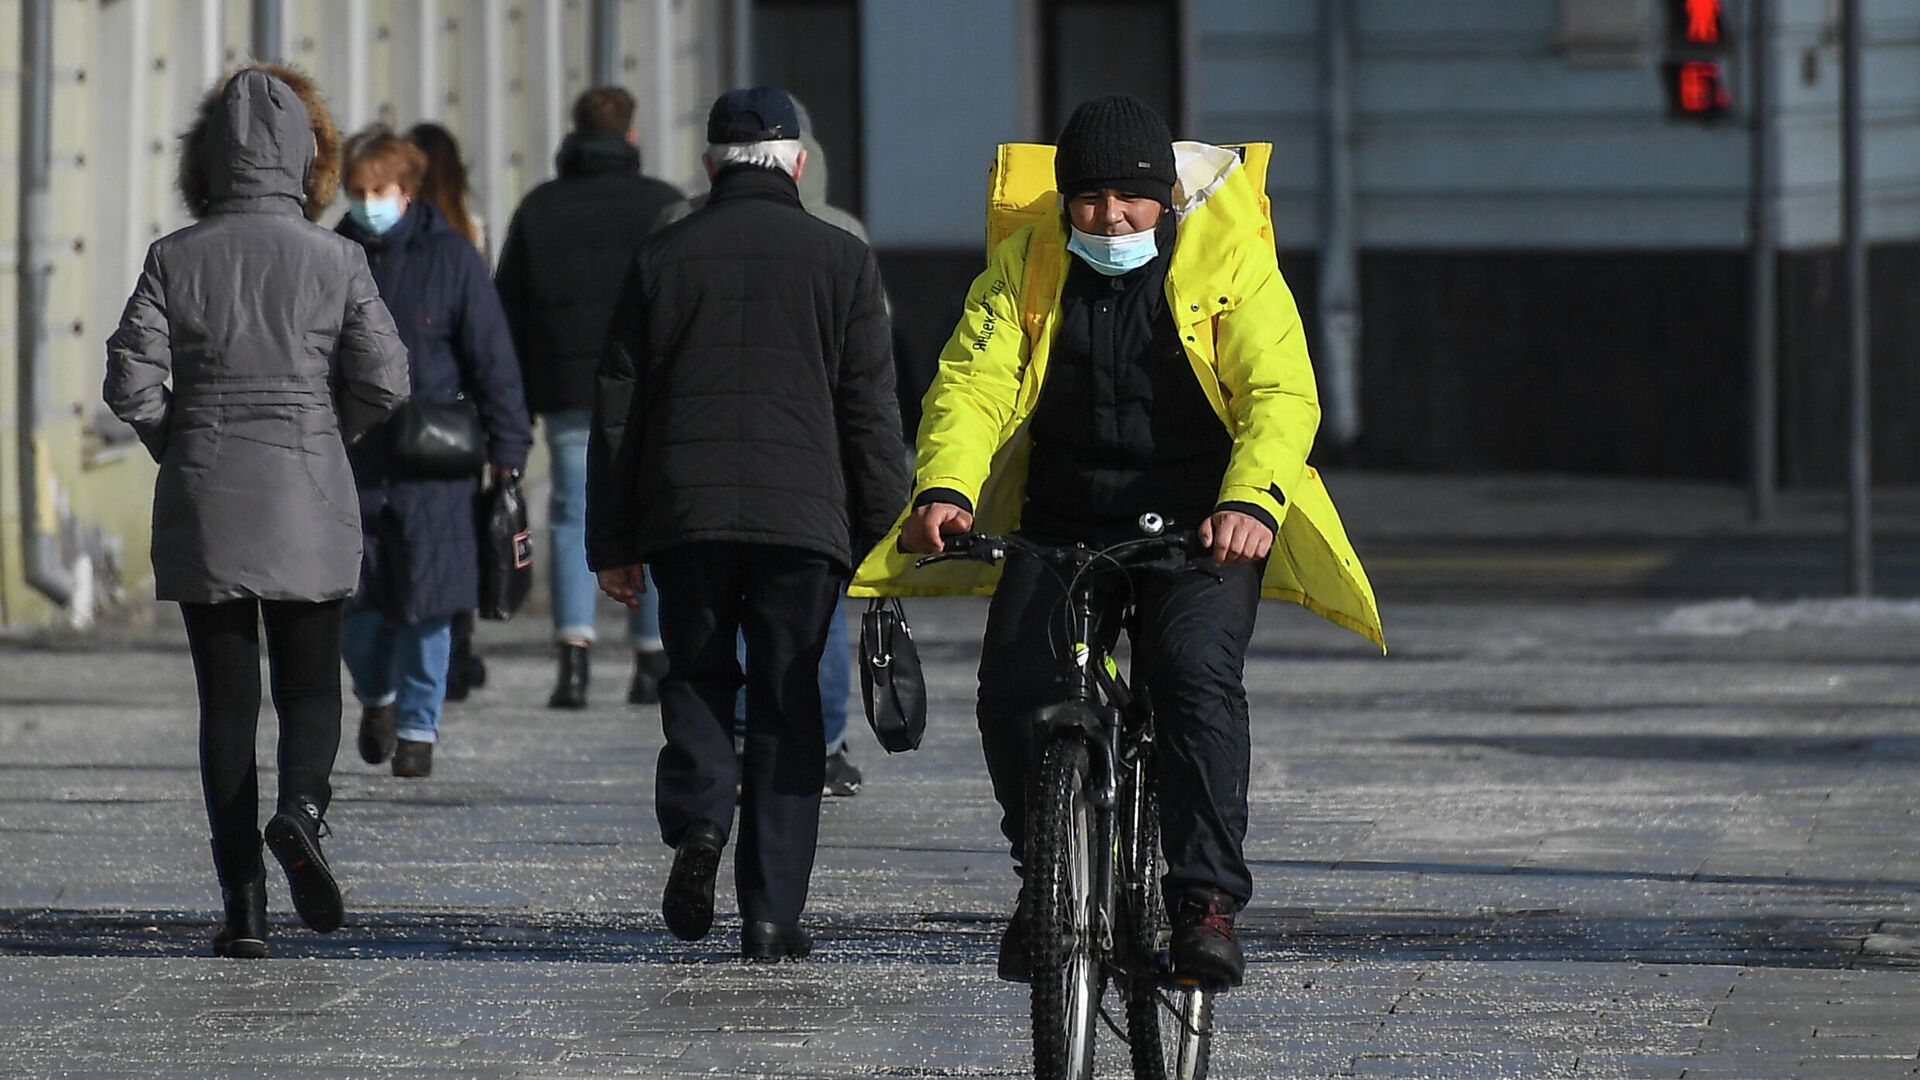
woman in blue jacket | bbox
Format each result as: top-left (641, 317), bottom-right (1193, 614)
top-left (338, 128), bottom-right (533, 778)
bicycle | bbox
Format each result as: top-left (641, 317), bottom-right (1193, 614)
top-left (916, 515), bottom-right (1222, 1080)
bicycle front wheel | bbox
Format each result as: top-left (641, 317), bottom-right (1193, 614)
top-left (1027, 738), bottom-right (1101, 1080)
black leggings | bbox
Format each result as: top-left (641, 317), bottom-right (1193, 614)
top-left (180, 599), bottom-right (344, 881)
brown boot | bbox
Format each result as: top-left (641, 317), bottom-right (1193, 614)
top-left (392, 738), bottom-right (433, 778)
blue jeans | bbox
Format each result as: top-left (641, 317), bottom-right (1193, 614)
top-left (735, 593), bottom-right (851, 751)
top-left (342, 611), bottom-right (453, 744)
top-left (545, 409), bottom-right (660, 648)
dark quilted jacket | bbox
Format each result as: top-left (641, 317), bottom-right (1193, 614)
top-left (494, 134), bottom-right (685, 414)
top-left (341, 201), bottom-right (533, 624)
top-left (587, 165), bottom-right (908, 573)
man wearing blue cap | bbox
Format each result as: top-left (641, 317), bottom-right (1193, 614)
top-left (587, 86), bottom-right (908, 960)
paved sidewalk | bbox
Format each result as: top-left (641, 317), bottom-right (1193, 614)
top-left (5, 574), bottom-right (1920, 1076)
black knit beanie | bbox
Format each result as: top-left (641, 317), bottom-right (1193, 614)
top-left (1054, 94), bottom-right (1176, 208)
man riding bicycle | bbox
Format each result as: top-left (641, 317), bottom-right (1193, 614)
top-left (854, 95), bottom-right (1383, 989)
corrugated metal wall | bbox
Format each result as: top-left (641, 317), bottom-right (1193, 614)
top-left (0, 0), bottom-right (732, 626)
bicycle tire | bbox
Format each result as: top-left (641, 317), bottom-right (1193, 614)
top-left (1028, 738), bottom-right (1100, 1080)
top-left (1128, 981), bottom-right (1213, 1080)
top-left (1121, 776), bottom-right (1214, 1080)
top-left (1118, 773), bottom-right (1162, 968)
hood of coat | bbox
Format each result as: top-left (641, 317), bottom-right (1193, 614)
top-left (179, 65), bottom-right (341, 222)
top-left (555, 131), bottom-right (641, 178)
top-left (1170, 141), bottom-right (1247, 218)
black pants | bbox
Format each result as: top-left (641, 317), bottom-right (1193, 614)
top-left (977, 551), bottom-right (1262, 909)
top-left (180, 598), bottom-right (344, 885)
top-left (650, 543), bottom-right (845, 925)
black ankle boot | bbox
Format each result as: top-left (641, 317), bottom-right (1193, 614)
top-left (742, 921), bottom-right (812, 961)
top-left (549, 643), bottom-right (589, 709)
top-left (210, 839), bottom-right (268, 959)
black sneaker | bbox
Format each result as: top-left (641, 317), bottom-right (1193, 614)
top-left (264, 800), bottom-right (344, 934)
top-left (823, 750), bottom-right (862, 797)
top-left (742, 921), bottom-right (811, 961)
top-left (356, 703), bottom-right (396, 765)
top-left (997, 888), bottom-right (1031, 983)
top-left (1170, 889), bottom-right (1244, 987)
top-left (392, 738), bottom-right (433, 778)
top-left (628, 649), bottom-right (668, 705)
top-left (662, 822), bottom-right (725, 941)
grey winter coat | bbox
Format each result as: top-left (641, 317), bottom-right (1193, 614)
top-left (104, 68), bottom-right (410, 604)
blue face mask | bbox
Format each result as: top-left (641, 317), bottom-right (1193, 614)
top-left (348, 195), bottom-right (405, 236)
top-left (1067, 225), bottom-right (1159, 276)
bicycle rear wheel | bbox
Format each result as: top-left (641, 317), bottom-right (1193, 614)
top-left (1028, 738), bottom-right (1100, 1080)
top-left (1127, 980), bottom-right (1213, 1080)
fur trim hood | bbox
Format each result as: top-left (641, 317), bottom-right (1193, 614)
top-left (178, 65), bottom-right (340, 221)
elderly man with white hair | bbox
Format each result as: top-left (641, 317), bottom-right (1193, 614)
top-left (587, 86), bottom-right (908, 961)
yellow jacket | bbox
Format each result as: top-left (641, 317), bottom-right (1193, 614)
top-left (851, 143), bottom-right (1383, 650)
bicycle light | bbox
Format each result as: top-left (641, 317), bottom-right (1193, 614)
top-left (1137, 512), bottom-right (1165, 537)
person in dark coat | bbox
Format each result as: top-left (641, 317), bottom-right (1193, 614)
top-left (409, 121), bottom-right (492, 703)
top-left (105, 66), bottom-right (410, 957)
top-left (337, 128), bottom-right (533, 780)
top-left (589, 87), bottom-right (908, 961)
top-left (496, 86), bottom-right (685, 710)
top-left (653, 101), bottom-right (873, 799)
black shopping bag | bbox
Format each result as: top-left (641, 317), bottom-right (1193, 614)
top-left (478, 479), bottom-right (533, 620)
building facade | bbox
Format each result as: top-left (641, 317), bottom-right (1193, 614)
top-left (4, 0), bottom-right (1919, 626)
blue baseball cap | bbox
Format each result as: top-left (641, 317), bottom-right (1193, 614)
top-left (706, 86), bottom-right (801, 144)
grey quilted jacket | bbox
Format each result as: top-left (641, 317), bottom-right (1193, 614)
top-left (104, 69), bottom-right (410, 604)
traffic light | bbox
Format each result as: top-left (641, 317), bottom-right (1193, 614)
top-left (1663, 0), bottom-right (1734, 121)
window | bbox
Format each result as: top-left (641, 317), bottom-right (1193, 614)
top-left (1042, 0), bottom-right (1181, 136)
top-left (750, 0), bottom-right (863, 214)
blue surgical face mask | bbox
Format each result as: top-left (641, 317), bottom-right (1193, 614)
top-left (348, 195), bottom-right (405, 236)
top-left (1067, 225), bottom-right (1159, 276)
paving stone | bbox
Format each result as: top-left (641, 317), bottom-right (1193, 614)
top-left (5, 596), bottom-right (1920, 1075)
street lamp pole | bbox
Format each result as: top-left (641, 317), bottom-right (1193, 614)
top-left (1747, 0), bottom-right (1777, 521)
top-left (1841, 0), bottom-right (1871, 595)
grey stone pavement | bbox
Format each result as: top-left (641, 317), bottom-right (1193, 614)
top-left (4, 472), bottom-right (1920, 1078)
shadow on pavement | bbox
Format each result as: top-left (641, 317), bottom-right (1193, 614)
top-left (1400, 732), bottom-right (1920, 762)
top-left (1247, 856), bottom-right (1920, 895)
top-left (1233, 907), bottom-right (1920, 972)
top-left (11, 905), bottom-right (1905, 973)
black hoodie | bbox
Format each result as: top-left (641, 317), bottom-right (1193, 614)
top-left (494, 133), bottom-right (686, 413)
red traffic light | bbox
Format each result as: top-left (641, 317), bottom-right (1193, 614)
top-left (1678, 0), bottom-right (1726, 45)
top-left (1666, 59), bottom-right (1733, 120)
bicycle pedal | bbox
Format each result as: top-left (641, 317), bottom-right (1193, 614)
top-left (1161, 972), bottom-right (1228, 993)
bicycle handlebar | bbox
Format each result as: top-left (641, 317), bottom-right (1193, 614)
top-left (914, 528), bottom-right (1208, 575)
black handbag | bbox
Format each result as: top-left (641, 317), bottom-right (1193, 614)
top-left (391, 397), bottom-right (486, 478)
top-left (859, 597), bottom-right (926, 753)
top-left (477, 477), bottom-right (533, 620)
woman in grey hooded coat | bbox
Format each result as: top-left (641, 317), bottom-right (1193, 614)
top-left (103, 66), bottom-right (410, 958)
